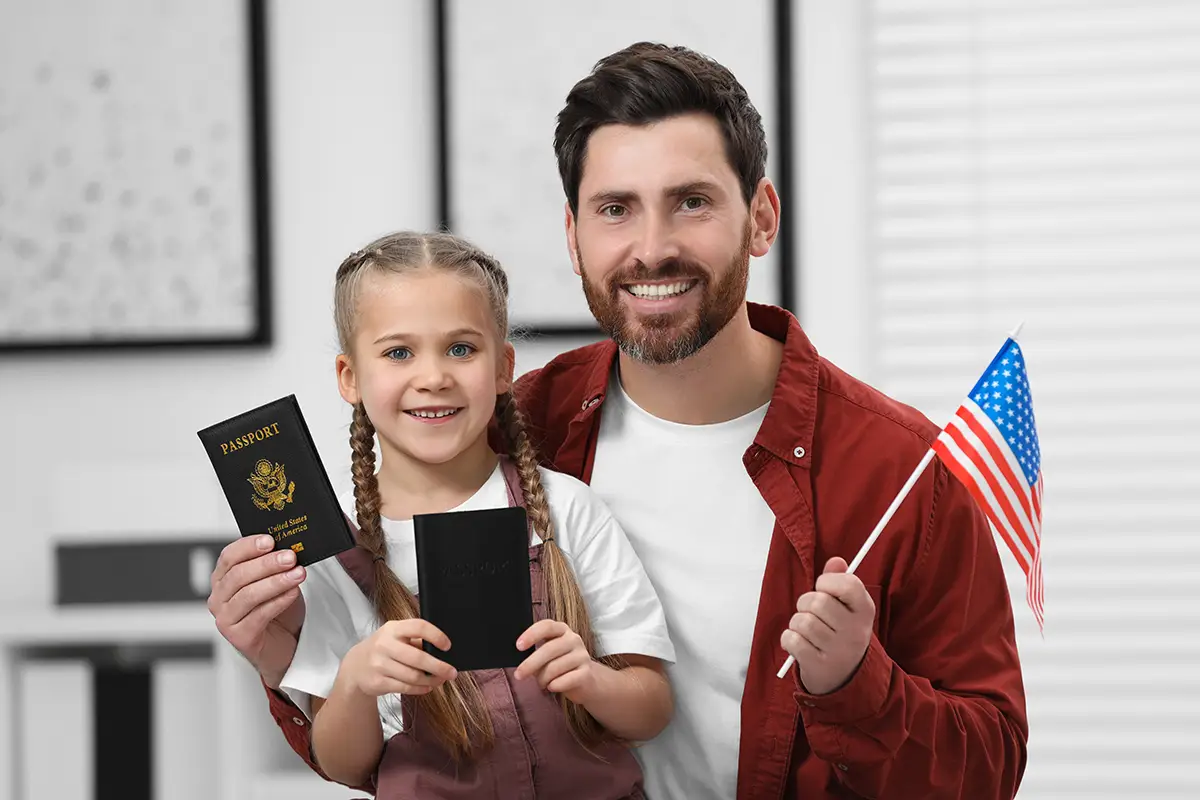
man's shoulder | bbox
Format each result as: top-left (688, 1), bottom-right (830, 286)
top-left (814, 356), bottom-right (941, 451)
top-left (515, 340), bottom-right (611, 402)
top-left (512, 340), bottom-right (612, 460)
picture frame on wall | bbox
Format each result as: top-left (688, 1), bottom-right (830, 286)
top-left (433, 0), bottom-right (796, 337)
top-left (0, 0), bottom-right (272, 353)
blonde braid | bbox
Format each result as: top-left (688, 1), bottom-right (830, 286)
top-left (349, 403), bottom-right (494, 759)
top-left (496, 392), bottom-right (628, 749)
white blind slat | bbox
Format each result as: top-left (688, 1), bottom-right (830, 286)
top-left (866, 2), bottom-right (1200, 795)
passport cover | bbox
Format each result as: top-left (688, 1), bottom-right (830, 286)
top-left (414, 506), bottom-right (534, 671)
top-left (197, 395), bottom-right (355, 568)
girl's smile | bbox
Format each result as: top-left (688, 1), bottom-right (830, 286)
top-left (405, 406), bottom-right (464, 425)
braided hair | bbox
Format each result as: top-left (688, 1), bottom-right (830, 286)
top-left (333, 231), bottom-right (626, 758)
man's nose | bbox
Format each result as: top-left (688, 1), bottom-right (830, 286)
top-left (636, 211), bottom-right (682, 270)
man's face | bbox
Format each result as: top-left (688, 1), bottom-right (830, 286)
top-left (566, 112), bottom-right (773, 364)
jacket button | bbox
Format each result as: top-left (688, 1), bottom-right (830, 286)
top-left (292, 716), bottom-right (305, 727)
top-left (793, 446), bottom-right (806, 459)
top-left (836, 763), bottom-right (848, 771)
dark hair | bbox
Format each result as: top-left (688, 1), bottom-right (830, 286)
top-left (554, 41), bottom-right (768, 217)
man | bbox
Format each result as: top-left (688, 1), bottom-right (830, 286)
top-left (208, 43), bottom-right (1027, 799)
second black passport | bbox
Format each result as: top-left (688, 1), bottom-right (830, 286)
top-left (414, 505), bottom-right (534, 672)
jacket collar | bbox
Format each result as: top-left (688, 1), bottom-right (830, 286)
top-left (570, 303), bottom-right (819, 470)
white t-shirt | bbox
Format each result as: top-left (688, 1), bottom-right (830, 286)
top-left (588, 373), bottom-right (777, 800)
top-left (279, 462), bottom-right (675, 740)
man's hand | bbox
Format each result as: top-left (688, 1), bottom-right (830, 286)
top-left (514, 619), bottom-right (597, 704)
top-left (781, 556), bottom-right (875, 695)
top-left (208, 534), bottom-right (307, 688)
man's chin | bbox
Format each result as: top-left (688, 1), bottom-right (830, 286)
top-left (613, 322), bottom-right (710, 365)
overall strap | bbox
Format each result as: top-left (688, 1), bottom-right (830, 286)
top-left (336, 457), bottom-right (529, 598)
top-left (334, 512), bottom-right (377, 597)
top-left (498, 455), bottom-right (526, 510)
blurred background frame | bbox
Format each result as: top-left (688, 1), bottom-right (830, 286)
top-left (435, 0), bottom-right (799, 337)
top-left (0, 0), bottom-right (272, 354)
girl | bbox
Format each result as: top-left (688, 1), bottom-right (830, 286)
top-left (278, 231), bottom-right (675, 798)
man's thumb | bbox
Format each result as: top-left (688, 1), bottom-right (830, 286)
top-left (824, 556), bottom-right (849, 574)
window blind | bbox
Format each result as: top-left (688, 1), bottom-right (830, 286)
top-left (864, 1), bottom-right (1200, 796)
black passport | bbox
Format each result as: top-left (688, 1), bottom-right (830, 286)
top-left (197, 395), bottom-right (355, 568)
top-left (414, 506), bottom-right (534, 672)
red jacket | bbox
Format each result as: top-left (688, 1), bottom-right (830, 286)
top-left (265, 302), bottom-right (1028, 799)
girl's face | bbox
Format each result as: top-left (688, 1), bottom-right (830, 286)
top-left (336, 268), bottom-right (514, 469)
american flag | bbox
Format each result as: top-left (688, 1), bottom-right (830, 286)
top-left (932, 336), bottom-right (1045, 631)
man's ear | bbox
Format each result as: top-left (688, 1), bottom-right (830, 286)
top-left (565, 201), bottom-right (582, 276)
top-left (497, 342), bottom-right (517, 395)
top-left (335, 353), bottom-right (361, 405)
top-left (749, 177), bottom-right (781, 258)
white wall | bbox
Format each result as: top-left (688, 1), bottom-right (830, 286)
top-left (1, 0), bottom-right (847, 608)
top-left (796, 0), bottom-right (871, 381)
top-left (0, 0), bottom-right (574, 607)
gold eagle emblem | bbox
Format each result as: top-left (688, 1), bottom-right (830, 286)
top-left (249, 458), bottom-right (295, 511)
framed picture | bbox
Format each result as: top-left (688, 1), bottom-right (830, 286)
top-left (435, 0), bottom-right (796, 336)
top-left (0, 0), bottom-right (271, 352)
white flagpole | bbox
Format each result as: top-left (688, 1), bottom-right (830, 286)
top-left (776, 320), bottom-right (1026, 680)
top-left (776, 449), bottom-right (936, 678)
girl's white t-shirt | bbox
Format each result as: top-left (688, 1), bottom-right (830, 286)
top-left (279, 462), bottom-right (675, 739)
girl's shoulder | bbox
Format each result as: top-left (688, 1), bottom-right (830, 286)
top-left (533, 465), bottom-right (622, 552)
top-left (535, 465), bottom-right (606, 513)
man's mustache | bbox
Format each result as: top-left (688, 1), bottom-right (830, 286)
top-left (605, 261), bottom-right (708, 287)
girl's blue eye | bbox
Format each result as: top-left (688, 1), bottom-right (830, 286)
top-left (385, 347), bottom-right (411, 360)
top-left (448, 343), bottom-right (474, 358)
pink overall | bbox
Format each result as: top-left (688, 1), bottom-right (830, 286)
top-left (335, 459), bottom-right (646, 799)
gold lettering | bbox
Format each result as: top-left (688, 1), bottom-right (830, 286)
top-left (290, 542), bottom-right (304, 553)
top-left (222, 422), bottom-right (283, 455)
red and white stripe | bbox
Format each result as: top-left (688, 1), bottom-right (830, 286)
top-left (933, 399), bottom-right (1045, 630)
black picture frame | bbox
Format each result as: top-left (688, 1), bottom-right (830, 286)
top-left (0, 0), bottom-right (272, 354)
top-left (432, 0), bottom-right (797, 338)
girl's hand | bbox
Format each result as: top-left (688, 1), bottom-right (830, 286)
top-left (513, 619), bottom-right (597, 702)
top-left (340, 619), bottom-right (458, 698)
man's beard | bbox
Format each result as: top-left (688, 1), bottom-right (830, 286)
top-left (578, 225), bottom-right (751, 365)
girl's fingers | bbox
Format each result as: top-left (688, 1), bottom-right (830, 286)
top-left (514, 636), bottom-right (575, 680)
top-left (534, 653), bottom-right (584, 690)
top-left (377, 638), bottom-right (458, 681)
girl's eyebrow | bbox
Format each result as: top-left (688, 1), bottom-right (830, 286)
top-left (373, 328), bottom-right (485, 345)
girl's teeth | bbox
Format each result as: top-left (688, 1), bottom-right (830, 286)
top-left (409, 409), bottom-right (458, 418)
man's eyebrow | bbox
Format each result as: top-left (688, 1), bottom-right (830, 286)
top-left (586, 189), bottom-right (637, 207)
top-left (585, 181), bottom-right (723, 208)
top-left (664, 180), bottom-right (722, 198)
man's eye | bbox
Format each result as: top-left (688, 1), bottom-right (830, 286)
top-left (448, 343), bottom-right (474, 358)
top-left (601, 204), bottom-right (626, 218)
top-left (385, 347), bottom-right (411, 360)
top-left (682, 196), bottom-right (707, 210)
